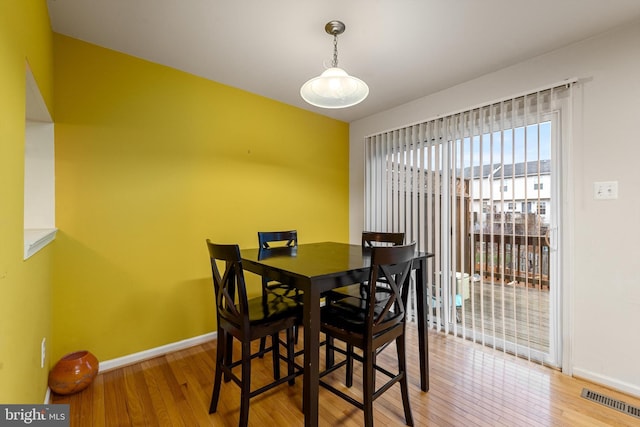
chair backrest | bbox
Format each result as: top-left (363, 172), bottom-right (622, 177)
top-left (206, 240), bottom-right (249, 330)
top-left (361, 231), bottom-right (405, 248)
top-left (366, 242), bottom-right (416, 336)
top-left (258, 230), bottom-right (298, 249)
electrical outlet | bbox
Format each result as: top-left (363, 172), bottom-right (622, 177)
top-left (41, 338), bottom-right (46, 368)
top-left (594, 181), bottom-right (618, 200)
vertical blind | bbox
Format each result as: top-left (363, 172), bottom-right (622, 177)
top-left (364, 83), bottom-right (573, 364)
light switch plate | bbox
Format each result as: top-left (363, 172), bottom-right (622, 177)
top-left (594, 181), bottom-right (618, 200)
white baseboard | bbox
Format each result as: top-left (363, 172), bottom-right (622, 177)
top-left (573, 367), bottom-right (640, 399)
top-left (41, 332), bottom-right (216, 404)
top-left (98, 331), bottom-right (217, 373)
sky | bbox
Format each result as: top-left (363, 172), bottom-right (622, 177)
top-left (457, 121), bottom-right (552, 168)
top-left (400, 120), bottom-right (553, 171)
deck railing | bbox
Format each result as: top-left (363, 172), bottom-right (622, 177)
top-left (471, 232), bottom-right (550, 289)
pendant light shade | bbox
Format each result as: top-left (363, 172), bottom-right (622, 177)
top-left (300, 21), bottom-right (369, 109)
top-left (300, 67), bottom-right (369, 109)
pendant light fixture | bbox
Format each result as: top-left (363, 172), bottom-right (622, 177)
top-left (300, 20), bottom-right (369, 109)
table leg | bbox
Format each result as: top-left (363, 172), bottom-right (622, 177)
top-left (302, 284), bottom-right (320, 427)
top-left (415, 258), bottom-right (430, 391)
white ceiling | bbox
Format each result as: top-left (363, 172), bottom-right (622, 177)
top-left (47, 0), bottom-right (640, 123)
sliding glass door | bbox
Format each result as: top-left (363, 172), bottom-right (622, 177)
top-left (365, 85), bottom-right (571, 367)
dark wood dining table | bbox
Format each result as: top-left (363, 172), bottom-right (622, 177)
top-left (240, 241), bottom-right (433, 427)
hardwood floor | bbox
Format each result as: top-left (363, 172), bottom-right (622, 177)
top-left (52, 324), bottom-right (640, 426)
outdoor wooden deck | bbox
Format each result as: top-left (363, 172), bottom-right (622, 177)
top-left (450, 278), bottom-right (550, 357)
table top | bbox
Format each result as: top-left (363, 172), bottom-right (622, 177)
top-left (241, 241), bottom-right (369, 277)
top-left (240, 241), bottom-right (431, 291)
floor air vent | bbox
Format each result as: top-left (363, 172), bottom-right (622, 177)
top-left (581, 388), bottom-right (640, 419)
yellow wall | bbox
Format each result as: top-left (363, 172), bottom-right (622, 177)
top-left (52, 35), bottom-right (349, 362)
top-left (0, 1), bottom-right (54, 403)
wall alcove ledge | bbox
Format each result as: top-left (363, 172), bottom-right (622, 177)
top-left (24, 228), bottom-right (57, 260)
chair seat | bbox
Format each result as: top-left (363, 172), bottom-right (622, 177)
top-left (321, 293), bottom-right (398, 335)
top-left (241, 293), bottom-right (301, 324)
top-left (325, 280), bottom-right (393, 302)
top-left (265, 282), bottom-right (304, 302)
top-left (219, 292), bottom-right (301, 329)
top-left (324, 283), bottom-right (363, 301)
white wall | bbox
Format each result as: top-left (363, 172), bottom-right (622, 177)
top-left (349, 20), bottom-right (640, 396)
top-left (24, 121), bottom-right (55, 229)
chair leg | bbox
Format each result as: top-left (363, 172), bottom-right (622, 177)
top-left (239, 341), bottom-right (251, 427)
top-left (271, 333), bottom-right (281, 380)
top-left (346, 343), bottom-right (354, 388)
top-left (325, 335), bottom-right (335, 368)
top-left (258, 286), bottom-right (270, 358)
top-left (209, 328), bottom-right (226, 414)
top-left (372, 352), bottom-right (377, 392)
top-left (362, 350), bottom-right (375, 427)
top-left (286, 327), bottom-right (296, 386)
top-left (258, 337), bottom-right (267, 358)
top-left (224, 332), bottom-right (233, 382)
top-left (396, 335), bottom-right (413, 426)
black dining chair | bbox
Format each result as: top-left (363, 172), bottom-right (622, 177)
top-left (256, 230), bottom-right (301, 357)
top-left (258, 230), bottom-right (299, 298)
top-left (325, 231), bottom-right (405, 301)
top-left (206, 240), bottom-right (302, 427)
top-left (362, 231), bottom-right (406, 247)
top-left (323, 231), bottom-right (406, 374)
top-left (320, 242), bottom-right (416, 427)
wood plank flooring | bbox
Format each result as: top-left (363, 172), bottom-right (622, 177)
top-left (52, 324), bottom-right (640, 426)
